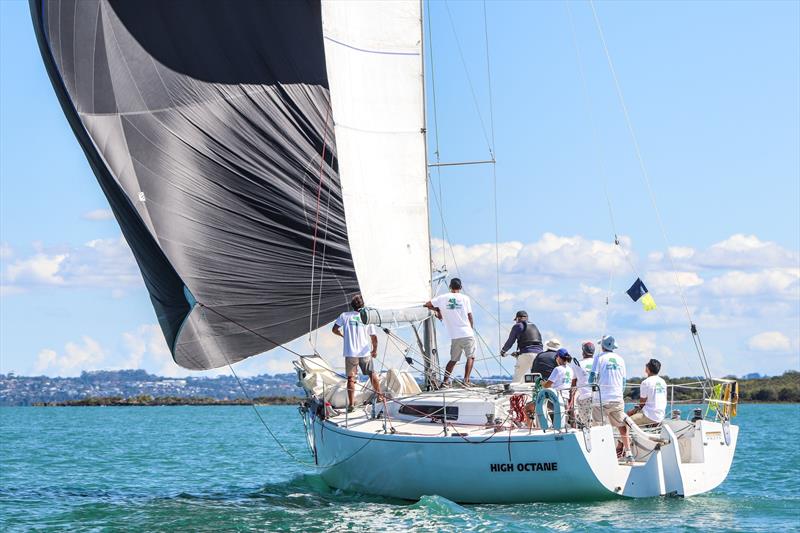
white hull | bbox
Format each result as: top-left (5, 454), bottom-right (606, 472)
top-left (303, 411), bottom-right (738, 503)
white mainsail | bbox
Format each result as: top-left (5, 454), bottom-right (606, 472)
top-left (322, 0), bottom-right (431, 309)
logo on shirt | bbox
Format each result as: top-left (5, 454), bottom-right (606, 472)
top-left (606, 357), bottom-right (619, 370)
top-left (655, 382), bottom-right (666, 394)
top-left (446, 297), bottom-right (462, 310)
top-left (348, 315), bottom-right (363, 326)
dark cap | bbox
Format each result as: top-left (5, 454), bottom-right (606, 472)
top-left (556, 348), bottom-right (570, 358)
top-left (581, 341), bottom-right (595, 356)
top-left (514, 310), bottom-right (528, 320)
top-left (449, 278), bottom-right (462, 290)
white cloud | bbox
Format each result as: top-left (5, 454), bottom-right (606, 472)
top-left (433, 233), bottom-right (634, 281)
top-left (34, 336), bottom-right (106, 376)
top-left (82, 209), bottom-right (114, 221)
top-left (747, 331), bottom-right (792, 352)
top-left (0, 243), bottom-right (12, 259)
top-left (650, 234), bottom-right (798, 271)
top-left (564, 309), bottom-right (603, 333)
top-left (5, 253), bottom-right (67, 285)
top-left (646, 270), bottom-right (704, 292)
top-left (13, 232), bottom-right (800, 379)
top-left (707, 268), bottom-right (799, 297)
top-left (1, 237), bottom-right (140, 292)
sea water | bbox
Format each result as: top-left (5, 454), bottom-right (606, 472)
top-left (1, 404), bottom-right (798, 532)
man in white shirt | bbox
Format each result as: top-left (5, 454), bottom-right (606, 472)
top-left (332, 294), bottom-right (381, 412)
top-left (424, 278), bottom-right (475, 386)
top-left (590, 335), bottom-right (632, 463)
top-left (628, 358), bottom-right (667, 426)
top-left (570, 341), bottom-right (597, 428)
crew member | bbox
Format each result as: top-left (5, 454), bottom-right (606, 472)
top-left (590, 335), bottom-right (632, 463)
top-left (332, 294), bottom-right (381, 412)
top-left (628, 358), bottom-right (667, 427)
top-left (531, 338), bottom-right (561, 381)
top-left (424, 278), bottom-right (475, 386)
top-left (540, 348), bottom-right (574, 428)
top-left (500, 310), bottom-right (543, 382)
top-left (570, 341), bottom-right (597, 427)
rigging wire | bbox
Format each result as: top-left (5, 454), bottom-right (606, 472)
top-left (482, 0), bottom-right (503, 351)
top-left (587, 0), bottom-right (712, 379)
top-left (443, 0), bottom-right (494, 155)
top-left (426, 0), bottom-right (447, 270)
top-left (307, 108), bottom-right (332, 347)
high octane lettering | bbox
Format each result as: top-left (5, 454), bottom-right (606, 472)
top-left (489, 462), bottom-right (557, 473)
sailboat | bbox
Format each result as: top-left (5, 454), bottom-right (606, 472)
top-left (31, 0), bottom-right (738, 502)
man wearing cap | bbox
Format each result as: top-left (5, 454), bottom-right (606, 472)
top-left (500, 310), bottom-right (543, 382)
top-left (424, 278), bottom-right (475, 386)
top-left (590, 335), bottom-right (632, 463)
top-left (628, 358), bottom-right (667, 427)
top-left (332, 294), bottom-right (382, 412)
top-left (570, 341), bottom-right (597, 427)
top-left (531, 338), bottom-right (561, 382)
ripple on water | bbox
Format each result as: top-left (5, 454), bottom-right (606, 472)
top-left (1, 405), bottom-right (799, 532)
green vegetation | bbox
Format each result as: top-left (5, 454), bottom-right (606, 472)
top-left (33, 395), bottom-right (300, 407)
top-left (626, 371), bottom-right (800, 402)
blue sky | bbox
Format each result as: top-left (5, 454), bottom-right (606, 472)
top-left (1, 0), bottom-right (798, 379)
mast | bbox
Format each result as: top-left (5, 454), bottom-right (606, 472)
top-left (420, 0), bottom-right (440, 390)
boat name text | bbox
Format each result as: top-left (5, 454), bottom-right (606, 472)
top-left (489, 462), bottom-right (558, 473)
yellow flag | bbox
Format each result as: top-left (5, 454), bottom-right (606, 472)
top-left (640, 293), bottom-right (657, 311)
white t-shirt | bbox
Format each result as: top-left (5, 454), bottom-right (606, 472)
top-left (430, 292), bottom-right (473, 339)
top-left (571, 357), bottom-right (596, 401)
top-left (590, 351), bottom-right (626, 403)
top-left (334, 311), bottom-right (378, 357)
top-left (640, 375), bottom-right (667, 422)
top-left (547, 364), bottom-right (574, 392)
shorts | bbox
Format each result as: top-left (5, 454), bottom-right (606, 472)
top-left (629, 411), bottom-right (659, 427)
top-left (449, 336), bottom-right (476, 362)
top-left (345, 356), bottom-right (374, 377)
top-left (601, 401), bottom-right (626, 427)
top-left (575, 397), bottom-right (593, 426)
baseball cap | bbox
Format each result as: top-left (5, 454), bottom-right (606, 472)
top-left (581, 341), bottom-right (595, 356)
top-left (514, 310), bottom-right (528, 320)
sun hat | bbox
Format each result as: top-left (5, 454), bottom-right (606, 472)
top-left (545, 338), bottom-right (561, 351)
top-left (600, 335), bottom-right (618, 351)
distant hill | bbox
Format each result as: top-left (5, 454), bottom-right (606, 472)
top-left (0, 369), bottom-right (302, 406)
top-left (1, 369), bottom-right (798, 406)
